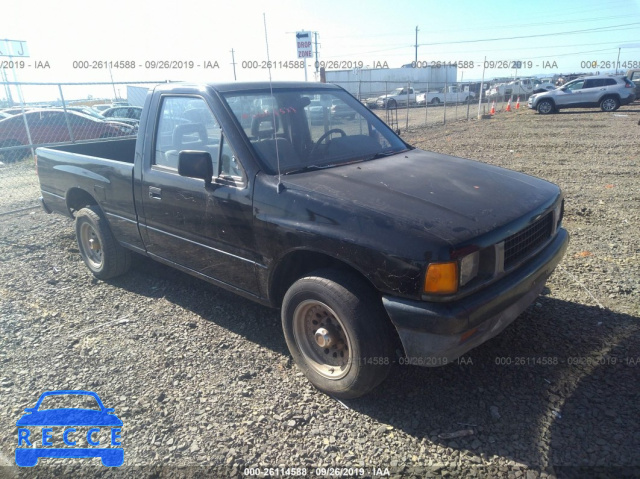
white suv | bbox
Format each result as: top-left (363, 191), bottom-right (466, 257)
top-left (528, 75), bottom-right (636, 114)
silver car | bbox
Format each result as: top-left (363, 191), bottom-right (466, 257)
top-left (528, 75), bottom-right (636, 114)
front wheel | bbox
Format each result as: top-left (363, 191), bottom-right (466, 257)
top-left (76, 205), bottom-right (131, 279)
top-left (281, 269), bottom-right (394, 399)
top-left (386, 99), bottom-right (397, 109)
top-left (600, 96), bottom-right (619, 112)
top-left (536, 99), bottom-right (555, 114)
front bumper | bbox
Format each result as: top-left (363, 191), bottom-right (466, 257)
top-left (383, 228), bottom-right (569, 364)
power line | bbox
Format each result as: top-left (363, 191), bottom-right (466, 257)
top-left (418, 23), bottom-right (640, 46)
top-left (328, 11), bottom-right (638, 40)
top-left (426, 40), bottom-right (640, 56)
top-left (424, 13), bottom-right (639, 35)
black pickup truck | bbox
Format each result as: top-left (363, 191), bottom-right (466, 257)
top-left (36, 82), bottom-right (568, 398)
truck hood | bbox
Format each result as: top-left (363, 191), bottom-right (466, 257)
top-left (282, 148), bottom-right (559, 244)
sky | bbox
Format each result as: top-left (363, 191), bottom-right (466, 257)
top-left (2, 0), bottom-right (640, 102)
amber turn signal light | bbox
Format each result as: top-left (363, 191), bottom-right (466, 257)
top-left (424, 262), bottom-right (459, 294)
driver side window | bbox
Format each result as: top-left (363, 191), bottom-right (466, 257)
top-left (565, 80), bottom-right (584, 91)
top-left (154, 96), bottom-right (220, 171)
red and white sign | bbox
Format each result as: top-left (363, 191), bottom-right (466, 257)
top-left (296, 31), bottom-right (312, 59)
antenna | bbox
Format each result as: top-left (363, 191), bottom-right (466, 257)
top-left (263, 13), bottom-right (284, 193)
top-left (230, 48), bottom-right (237, 81)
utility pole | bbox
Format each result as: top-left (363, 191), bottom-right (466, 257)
top-left (415, 26), bottom-right (419, 63)
top-left (314, 32), bottom-right (320, 77)
top-left (230, 49), bottom-right (237, 81)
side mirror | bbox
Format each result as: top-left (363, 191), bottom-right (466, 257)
top-left (178, 150), bottom-right (213, 185)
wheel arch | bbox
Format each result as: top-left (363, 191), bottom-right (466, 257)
top-left (600, 93), bottom-right (621, 104)
top-left (66, 188), bottom-right (100, 216)
top-left (269, 249), bottom-right (379, 308)
top-left (538, 97), bottom-right (556, 107)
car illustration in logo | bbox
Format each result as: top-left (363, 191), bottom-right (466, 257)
top-left (15, 390), bottom-right (123, 467)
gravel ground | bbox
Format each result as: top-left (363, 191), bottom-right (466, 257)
top-left (1, 105), bottom-right (639, 478)
top-left (0, 156), bottom-right (39, 214)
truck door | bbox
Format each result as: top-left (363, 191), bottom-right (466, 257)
top-left (139, 95), bottom-right (258, 294)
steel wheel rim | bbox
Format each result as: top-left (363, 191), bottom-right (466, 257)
top-left (292, 299), bottom-right (352, 380)
top-left (539, 101), bottom-right (552, 113)
top-left (80, 222), bottom-right (103, 269)
top-left (602, 99), bottom-right (616, 111)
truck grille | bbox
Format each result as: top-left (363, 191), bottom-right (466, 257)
top-left (504, 212), bottom-right (553, 269)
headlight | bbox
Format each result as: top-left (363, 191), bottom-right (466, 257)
top-left (423, 249), bottom-right (481, 295)
top-left (459, 251), bottom-right (480, 286)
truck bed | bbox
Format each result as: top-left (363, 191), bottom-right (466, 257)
top-left (36, 137), bottom-right (144, 253)
top-left (42, 137), bottom-right (137, 163)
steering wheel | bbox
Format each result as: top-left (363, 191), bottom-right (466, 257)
top-left (309, 128), bottom-right (347, 160)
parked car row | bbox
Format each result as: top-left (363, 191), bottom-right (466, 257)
top-left (0, 109), bottom-right (136, 163)
top-left (306, 99), bottom-right (356, 124)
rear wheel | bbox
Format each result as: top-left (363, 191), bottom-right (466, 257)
top-left (600, 96), bottom-right (619, 112)
top-left (386, 99), bottom-right (397, 109)
top-left (430, 97), bottom-right (440, 105)
top-left (281, 269), bottom-right (394, 399)
top-left (537, 99), bottom-right (555, 114)
top-left (76, 205), bottom-right (131, 279)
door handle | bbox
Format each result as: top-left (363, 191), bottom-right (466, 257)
top-left (149, 186), bottom-right (162, 199)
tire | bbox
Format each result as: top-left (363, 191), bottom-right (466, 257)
top-left (386, 99), bottom-right (397, 109)
top-left (281, 269), bottom-right (394, 399)
top-left (430, 98), bottom-right (440, 105)
top-left (600, 96), bottom-right (619, 112)
top-left (536, 99), bottom-right (555, 115)
top-left (75, 205), bottom-right (131, 279)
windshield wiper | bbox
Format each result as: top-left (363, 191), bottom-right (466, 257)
top-left (284, 164), bottom-right (336, 174)
top-left (284, 149), bottom-right (410, 174)
top-left (364, 148), bottom-right (409, 161)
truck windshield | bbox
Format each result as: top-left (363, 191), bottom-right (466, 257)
top-left (222, 88), bottom-right (409, 174)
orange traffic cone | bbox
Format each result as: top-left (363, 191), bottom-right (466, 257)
top-left (505, 98), bottom-right (512, 112)
top-left (516, 96), bottom-right (520, 109)
top-left (490, 101), bottom-right (495, 115)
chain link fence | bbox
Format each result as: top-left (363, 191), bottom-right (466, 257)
top-left (337, 79), bottom-right (538, 131)
top-left (0, 81), bottom-right (163, 215)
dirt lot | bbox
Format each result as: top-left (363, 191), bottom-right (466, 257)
top-left (0, 106), bottom-right (639, 478)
